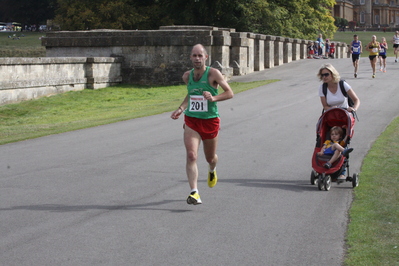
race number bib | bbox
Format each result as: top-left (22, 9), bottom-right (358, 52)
top-left (372, 48), bottom-right (379, 53)
top-left (353, 47), bottom-right (359, 53)
top-left (189, 95), bottom-right (208, 112)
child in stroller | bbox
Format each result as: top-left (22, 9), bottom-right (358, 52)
top-left (317, 126), bottom-right (353, 172)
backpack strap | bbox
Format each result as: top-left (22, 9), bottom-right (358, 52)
top-left (322, 83), bottom-right (327, 114)
top-left (322, 82), bottom-right (328, 97)
top-left (339, 80), bottom-right (347, 97)
top-left (339, 80), bottom-right (355, 107)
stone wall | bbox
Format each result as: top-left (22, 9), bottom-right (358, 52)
top-left (42, 26), bottom-right (349, 85)
top-left (0, 26), bottom-right (349, 105)
top-left (0, 57), bottom-right (122, 105)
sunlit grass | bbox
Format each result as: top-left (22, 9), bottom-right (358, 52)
top-left (0, 80), bottom-right (278, 144)
top-left (345, 117), bottom-right (399, 265)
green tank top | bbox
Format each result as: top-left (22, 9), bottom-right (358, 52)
top-left (184, 66), bottom-right (219, 119)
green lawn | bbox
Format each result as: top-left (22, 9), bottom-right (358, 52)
top-left (0, 80), bottom-right (278, 145)
top-left (345, 117), bottom-right (399, 266)
top-left (0, 31), bottom-right (46, 57)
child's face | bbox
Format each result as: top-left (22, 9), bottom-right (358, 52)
top-left (331, 131), bottom-right (341, 141)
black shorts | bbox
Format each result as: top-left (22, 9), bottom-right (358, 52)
top-left (379, 54), bottom-right (387, 59)
top-left (369, 55), bottom-right (377, 60)
top-left (394, 44), bottom-right (399, 49)
top-left (352, 54), bottom-right (360, 62)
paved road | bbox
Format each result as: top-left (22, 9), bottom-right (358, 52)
top-left (1, 57), bottom-right (398, 265)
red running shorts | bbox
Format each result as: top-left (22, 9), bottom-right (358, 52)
top-left (184, 115), bottom-right (220, 140)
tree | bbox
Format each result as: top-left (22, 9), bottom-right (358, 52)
top-left (0, 0), bottom-right (57, 26)
top-left (158, 0), bottom-right (336, 39)
top-left (51, 0), bottom-right (336, 39)
top-left (53, 0), bottom-right (171, 30)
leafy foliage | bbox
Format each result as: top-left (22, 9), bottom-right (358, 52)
top-left (0, 0), bottom-right (57, 25)
top-left (1, 0), bottom-right (337, 39)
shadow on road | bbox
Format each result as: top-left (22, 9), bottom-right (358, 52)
top-left (218, 178), bottom-right (354, 192)
top-left (0, 200), bottom-right (192, 213)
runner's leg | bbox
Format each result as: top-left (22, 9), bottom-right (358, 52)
top-left (203, 137), bottom-right (218, 171)
top-left (184, 125), bottom-right (201, 190)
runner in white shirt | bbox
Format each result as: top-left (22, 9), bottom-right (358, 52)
top-left (392, 31), bottom-right (399, 62)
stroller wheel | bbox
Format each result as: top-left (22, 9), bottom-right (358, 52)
top-left (310, 170), bottom-right (317, 185)
top-left (324, 175), bottom-right (331, 191)
top-left (318, 174), bottom-right (324, 190)
top-left (352, 173), bottom-right (359, 188)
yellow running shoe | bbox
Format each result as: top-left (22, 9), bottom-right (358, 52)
top-left (187, 191), bottom-right (202, 205)
top-left (208, 170), bottom-right (218, 188)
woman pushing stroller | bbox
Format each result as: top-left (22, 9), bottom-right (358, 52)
top-left (316, 63), bottom-right (360, 182)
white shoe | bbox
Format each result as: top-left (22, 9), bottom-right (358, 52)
top-left (337, 175), bottom-right (346, 183)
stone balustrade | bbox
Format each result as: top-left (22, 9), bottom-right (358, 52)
top-left (0, 57), bottom-right (122, 105)
top-left (0, 26), bottom-right (349, 105)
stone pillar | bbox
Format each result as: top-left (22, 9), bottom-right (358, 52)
top-left (264, 35), bottom-right (275, 68)
top-left (274, 36), bottom-right (284, 66)
top-left (254, 34), bottom-right (266, 71)
top-left (283, 37), bottom-right (293, 63)
top-left (211, 29), bottom-right (233, 79)
top-left (246, 33), bottom-right (255, 74)
top-left (292, 38), bottom-right (301, 61)
top-left (335, 42), bottom-right (342, 58)
top-left (346, 44), bottom-right (351, 59)
top-left (230, 32), bottom-right (249, 75)
top-left (300, 40), bottom-right (308, 59)
top-left (342, 43), bottom-right (349, 58)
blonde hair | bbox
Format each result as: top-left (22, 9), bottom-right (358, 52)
top-left (317, 63), bottom-right (341, 83)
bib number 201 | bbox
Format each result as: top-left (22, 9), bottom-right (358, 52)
top-left (189, 95), bottom-right (208, 112)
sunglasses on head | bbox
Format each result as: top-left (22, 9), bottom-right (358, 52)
top-left (321, 73), bottom-right (330, 77)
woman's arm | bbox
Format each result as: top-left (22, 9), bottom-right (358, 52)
top-left (347, 89), bottom-right (360, 112)
top-left (320, 96), bottom-right (332, 111)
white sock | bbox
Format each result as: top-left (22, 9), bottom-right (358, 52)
top-left (191, 189), bottom-right (198, 193)
top-left (209, 166), bottom-right (216, 173)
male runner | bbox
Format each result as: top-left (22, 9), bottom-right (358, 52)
top-left (171, 44), bottom-right (234, 205)
top-left (350, 34), bottom-right (362, 78)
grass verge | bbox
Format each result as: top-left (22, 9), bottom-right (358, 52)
top-left (345, 116), bottom-right (399, 265)
top-left (0, 80), bottom-right (277, 145)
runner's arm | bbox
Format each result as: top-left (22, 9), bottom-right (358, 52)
top-left (204, 68), bottom-right (234, 102)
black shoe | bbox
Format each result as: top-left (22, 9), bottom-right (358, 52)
top-left (324, 162), bottom-right (332, 169)
top-left (342, 148), bottom-right (354, 158)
